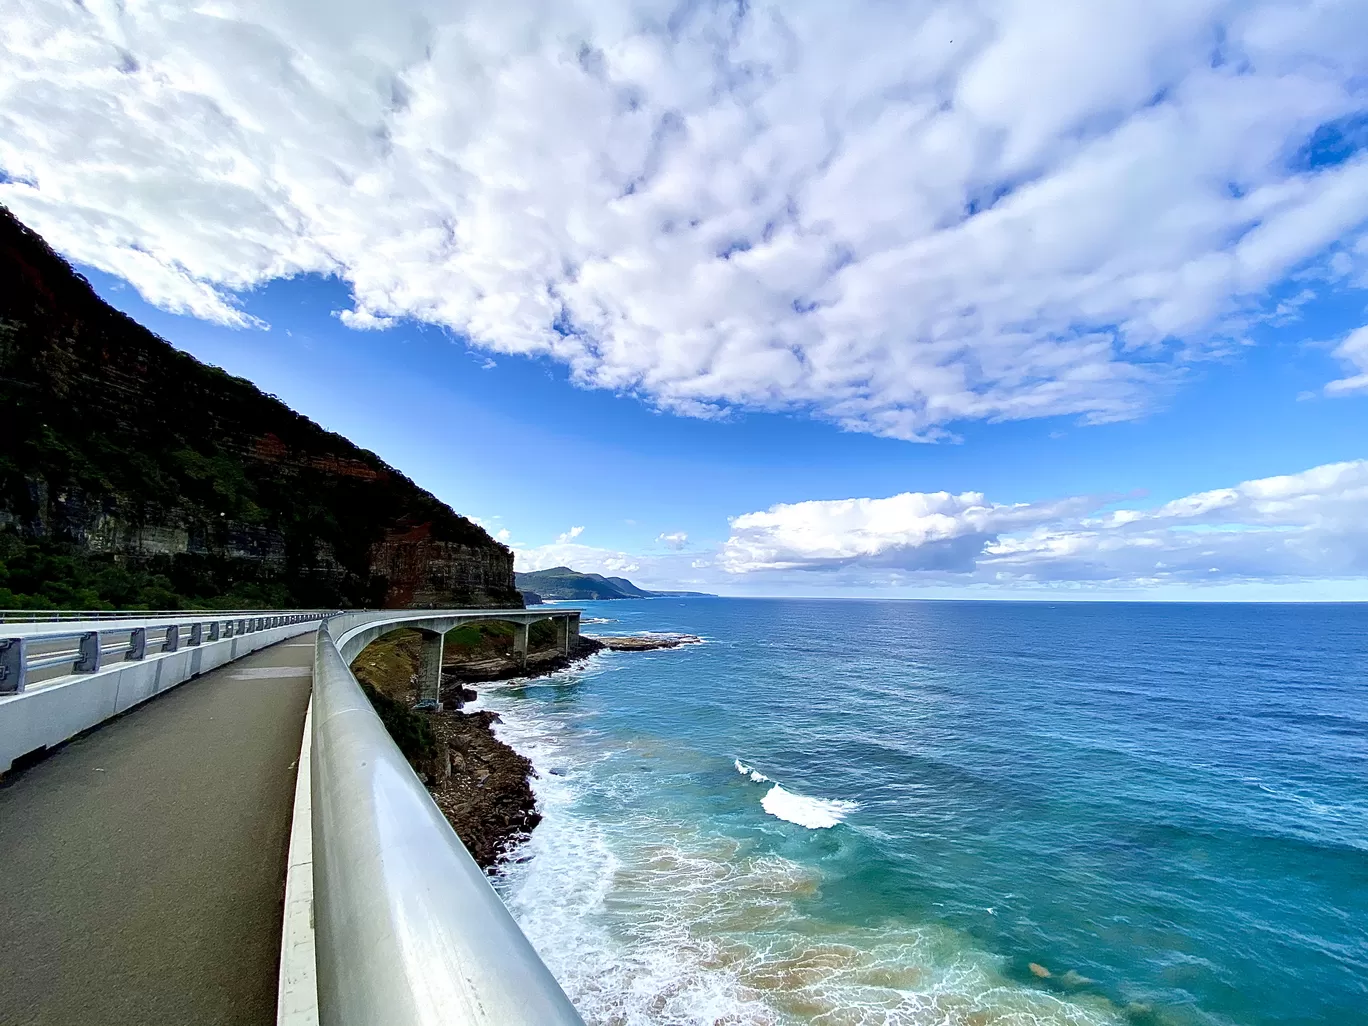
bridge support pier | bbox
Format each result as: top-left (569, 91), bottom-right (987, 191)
top-left (513, 623), bottom-right (529, 669)
top-left (418, 630), bottom-right (444, 708)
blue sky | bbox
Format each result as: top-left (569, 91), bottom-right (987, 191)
top-left (5, 0), bottom-right (1368, 597)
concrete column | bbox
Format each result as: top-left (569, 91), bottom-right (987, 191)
top-left (557, 616), bottom-right (570, 656)
top-left (418, 631), bottom-right (444, 708)
top-left (512, 622), bottom-right (529, 669)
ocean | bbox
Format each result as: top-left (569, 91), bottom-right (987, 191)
top-left (474, 599), bottom-right (1367, 1026)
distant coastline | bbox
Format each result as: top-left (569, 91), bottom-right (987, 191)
top-left (517, 566), bottom-right (714, 602)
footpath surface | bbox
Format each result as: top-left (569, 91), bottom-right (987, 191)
top-left (0, 634), bottom-right (314, 1026)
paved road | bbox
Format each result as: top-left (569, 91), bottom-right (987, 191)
top-left (0, 635), bottom-right (314, 1026)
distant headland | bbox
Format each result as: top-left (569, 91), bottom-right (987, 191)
top-left (515, 566), bottom-right (713, 603)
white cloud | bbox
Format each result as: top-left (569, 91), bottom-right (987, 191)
top-left (721, 461), bottom-right (1368, 586)
top-left (3, 1), bottom-right (1368, 438)
top-left (555, 525), bottom-right (585, 543)
top-left (657, 531), bottom-right (688, 550)
top-left (496, 528), bottom-right (511, 542)
top-left (515, 541), bottom-right (640, 577)
top-left (1325, 325), bottom-right (1368, 395)
top-left (722, 491), bottom-right (1087, 572)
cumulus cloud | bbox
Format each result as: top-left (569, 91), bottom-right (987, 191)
top-left (1325, 325), bottom-right (1368, 395)
top-left (515, 541), bottom-right (640, 576)
top-left (555, 525), bottom-right (585, 543)
top-left (721, 461), bottom-right (1368, 586)
top-left (657, 531), bottom-right (688, 550)
top-left (3, 1), bottom-right (1368, 437)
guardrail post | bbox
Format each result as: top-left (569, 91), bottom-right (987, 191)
top-left (75, 631), bottom-right (102, 673)
top-left (164, 625), bottom-right (180, 653)
top-left (126, 628), bottom-right (146, 661)
top-left (189, 623), bottom-right (202, 646)
top-left (209, 622), bottom-right (220, 641)
top-left (0, 637), bottom-right (26, 694)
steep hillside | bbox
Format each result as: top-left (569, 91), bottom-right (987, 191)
top-left (0, 207), bottom-right (520, 610)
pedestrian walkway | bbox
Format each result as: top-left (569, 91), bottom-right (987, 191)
top-left (0, 635), bottom-right (314, 1025)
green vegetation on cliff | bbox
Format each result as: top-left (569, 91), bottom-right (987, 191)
top-left (0, 207), bottom-right (519, 610)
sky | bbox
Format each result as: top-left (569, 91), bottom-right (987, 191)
top-left (3, 0), bottom-right (1367, 599)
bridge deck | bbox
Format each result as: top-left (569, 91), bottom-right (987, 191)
top-left (0, 635), bottom-right (314, 1025)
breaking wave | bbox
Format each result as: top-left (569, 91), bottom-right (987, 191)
top-left (733, 758), bottom-right (770, 783)
top-left (760, 784), bottom-right (859, 829)
top-left (735, 758), bottom-right (859, 828)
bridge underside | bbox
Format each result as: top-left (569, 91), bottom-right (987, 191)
top-left (0, 637), bottom-right (313, 1025)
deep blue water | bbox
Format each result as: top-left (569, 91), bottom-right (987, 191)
top-left (482, 599), bottom-right (1368, 1026)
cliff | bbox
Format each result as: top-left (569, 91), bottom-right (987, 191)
top-left (0, 207), bottom-right (521, 610)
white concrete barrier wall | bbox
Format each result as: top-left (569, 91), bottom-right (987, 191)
top-left (0, 621), bottom-right (318, 774)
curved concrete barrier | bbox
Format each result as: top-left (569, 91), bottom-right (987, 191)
top-left (309, 611), bottom-right (584, 1026)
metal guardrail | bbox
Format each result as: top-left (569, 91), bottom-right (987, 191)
top-left (0, 612), bottom-right (335, 694)
top-left (311, 614), bottom-right (585, 1026)
top-left (0, 608), bottom-right (326, 623)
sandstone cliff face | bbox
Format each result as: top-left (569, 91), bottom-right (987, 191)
top-left (369, 524), bottom-right (517, 609)
top-left (0, 207), bottom-right (520, 610)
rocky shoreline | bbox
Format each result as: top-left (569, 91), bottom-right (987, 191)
top-left (442, 634), bottom-right (606, 684)
top-left (351, 628), bottom-right (698, 871)
top-left (590, 632), bottom-right (704, 651)
top-left (350, 630), bottom-right (604, 870)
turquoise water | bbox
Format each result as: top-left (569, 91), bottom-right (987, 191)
top-left (480, 599), bottom-right (1368, 1026)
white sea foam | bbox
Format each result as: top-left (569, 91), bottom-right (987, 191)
top-left (760, 783), bottom-right (860, 829)
top-left (733, 758), bottom-right (770, 783)
top-left (736, 759), bottom-right (856, 827)
top-left (483, 693), bottom-right (1123, 1026)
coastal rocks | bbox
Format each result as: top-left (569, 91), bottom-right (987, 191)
top-left (427, 707), bottom-right (541, 869)
top-left (589, 633), bottom-right (704, 651)
top-left (441, 634), bottom-right (605, 683)
top-left (351, 631), bottom-right (540, 870)
top-left (349, 623), bottom-right (701, 874)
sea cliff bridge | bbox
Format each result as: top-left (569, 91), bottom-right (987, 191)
top-left (0, 607), bottom-right (587, 1026)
